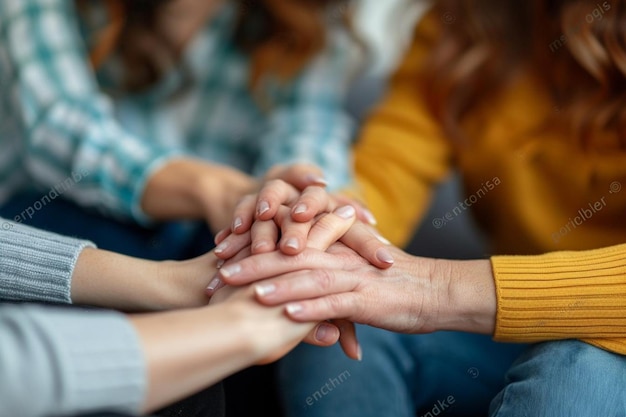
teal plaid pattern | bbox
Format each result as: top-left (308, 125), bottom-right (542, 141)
top-left (0, 0), bottom-right (355, 222)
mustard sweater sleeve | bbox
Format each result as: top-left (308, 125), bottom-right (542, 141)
top-left (491, 243), bottom-right (626, 354)
top-left (353, 14), bottom-right (453, 247)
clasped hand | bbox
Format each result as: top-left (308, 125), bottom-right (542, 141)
top-left (206, 165), bottom-right (439, 361)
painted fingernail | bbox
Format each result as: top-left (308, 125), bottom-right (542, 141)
top-left (286, 303), bottom-right (303, 316)
top-left (214, 241), bottom-right (229, 254)
top-left (375, 248), bottom-right (394, 264)
top-left (356, 344), bottom-right (363, 361)
top-left (335, 205), bottom-right (356, 219)
top-left (257, 201), bottom-right (270, 216)
top-left (293, 203), bottom-right (307, 215)
top-left (220, 263), bottom-right (241, 278)
top-left (206, 276), bottom-right (222, 292)
top-left (255, 283), bottom-right (276, 297)
top-left (306, 174), bottom-right (328, 187)
top-left (284, 238), bottom-right (299, 250)
top-left (233, 217), bottom-right (243, 231)
top-left (364, 209), bottom-right (378, 226)
top-left (216, 259), bottom-right (225, 269)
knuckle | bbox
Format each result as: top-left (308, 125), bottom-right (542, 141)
top-left (314, 269), bottom-right (335, 292)
top-left (324, 294), bottom-right (345, 315)
top-left (312, 217), bottom-right (336, 234)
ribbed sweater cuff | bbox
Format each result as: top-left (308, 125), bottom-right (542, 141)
top-left (0, 219), bottom-right (95, 303)
top-left (491, 243), bottom-right (626, 344)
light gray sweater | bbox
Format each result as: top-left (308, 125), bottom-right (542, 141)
top-left (0, 218), bottom-right (146, 417)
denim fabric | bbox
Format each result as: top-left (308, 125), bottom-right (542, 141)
top-left (280, 326), bottom-right (626, 417)
top-left (0, 192), bottom-right (213, 260)
top-left (490, 340), bottom-right (626, 417)
top-left (278, 325), bottom-right (527, 417)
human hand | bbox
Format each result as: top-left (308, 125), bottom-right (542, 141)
top-left (219, 246), bottom-right (498, 335)
top-left (209, 204), bottom-right (364, 359)
top-left (141, 158), bottom-right (259, 233)
top-left (216, 180), bottom-right (392, 266)
top-left (217, 244), bottom-right (440, 334)
top-left (209, 282), bottom-right (353, 364)
top-left (226, 178), bottom-right (377, 250)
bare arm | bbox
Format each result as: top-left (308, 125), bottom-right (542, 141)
top-left (130, 286), bottom-right (320, 413)
top-left (70, 247), bottom-right (218, 311)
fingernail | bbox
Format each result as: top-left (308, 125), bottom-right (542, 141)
top-left (293, 203), bottom-right (307, 215)
top-left (206, 276), bottom-right (222, 292)
top-left (284, 238), bottom-right (299, 250)
top-left (233, 217), bottom-right (243, 231)
top-left (335, 205), bottom-right (356, 219)
top-left (216, 259), bottom-right (225, 269)
top-left (364, 209), bottom-right (378, 226)
top-left (306, 174), bottom-right (328, 187)
top-left (286, 303), bottom-right (303, 316)
top-left (255, 283), bottom-right (276, 297)
top-left (356, 344), bottom-right (363, 361)
top-left (214, 241), bottom-right (229, 254)
top-left (375, 233), bottom-right (391, 246)
top-left (220, 263), bottom-right (241, 278)
top-left (375, 248), bottom-right (394, 264)
top-left (315, 323), bottom-right (334, 342)
top-left (257, 201), bottom-right (270, 216)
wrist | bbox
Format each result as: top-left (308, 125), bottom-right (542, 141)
top-left (141, 158), bottom-right (208, 219)
top-left (155, 253), bottom-right (219, 310)
top-left (187, 161), bottom-right (258, 231)
top-left (432, 259), bottom-right (497, 334)
top-left (142, 158), bottom-right (257, 230)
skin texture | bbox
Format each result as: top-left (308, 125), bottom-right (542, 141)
top-left (68, 202), bottom-right (385, 413)
top-left (214, 178), bottom-right (497, 340)
top-left (218, 244), bottom-right (497, 336)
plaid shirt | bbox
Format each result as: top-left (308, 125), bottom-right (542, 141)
top-left (0, 0), bottom-right (355, 222)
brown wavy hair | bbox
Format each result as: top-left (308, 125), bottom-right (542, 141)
top-left (422, 0), bottom-right (626, 147)
top-left (79, 0), bottom-right (352, 92)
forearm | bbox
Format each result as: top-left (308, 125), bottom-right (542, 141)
top-left (141, 158), bottom-right (258, 231)
top-left (131, 299), bottom-right (314, 413)
top-left (71, 248), bottom-right (216, 311)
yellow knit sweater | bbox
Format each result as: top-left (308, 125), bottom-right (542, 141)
top-left (353, 12), bottom-right (626, 354)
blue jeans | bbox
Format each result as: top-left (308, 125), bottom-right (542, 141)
top-left (279, 326), bottom-right (626, 417)
top-left (490, 340), bottom-right (626, 417)
top-left (0, 192), bottom-right (213, 260)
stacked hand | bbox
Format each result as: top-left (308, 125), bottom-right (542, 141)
top-left (204, 164), bottom-right (498, 363)
top-left (206, 164), bottom-right (396, 360)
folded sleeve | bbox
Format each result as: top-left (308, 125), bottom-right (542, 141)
top-left (0, 304), bottom-right (145, 417)
top-left (491, 243), bottom-right (626, 354)
top-left (0, 218), bottom-right (94, 304)
top-left (0, 0), bottom-right (184, 222)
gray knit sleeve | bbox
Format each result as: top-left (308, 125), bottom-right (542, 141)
top-left (0, 304), bottom-right (146, 416)
top-left (0, 218), bottom-right (95, 303)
